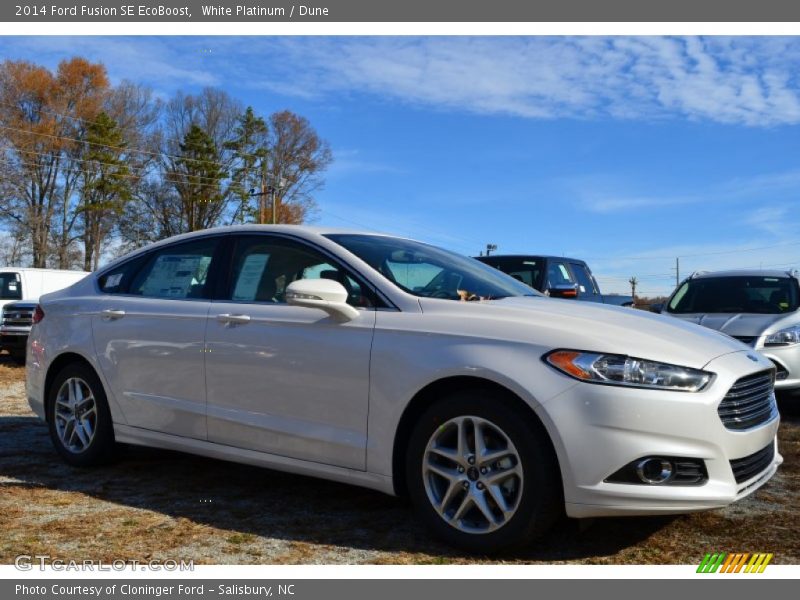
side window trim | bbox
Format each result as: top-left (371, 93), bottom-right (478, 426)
top-left (96, 234), bottom-right (228, 300)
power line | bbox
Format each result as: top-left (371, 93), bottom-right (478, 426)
top-left (0, 99), bottom-right (270, 165)
top-left (0, 123), bottom-right (242, 169)
top-left (1, 144), bottom-right (236, 186)
top-left (0, 156), bottom-right (226, 192)
top-left (584, 239), bottom-right (800, 262)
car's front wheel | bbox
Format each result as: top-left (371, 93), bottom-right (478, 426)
top-left (406, 390), bottom-right (562, 554)
top-left (46, 363), bottom-right (116, 466)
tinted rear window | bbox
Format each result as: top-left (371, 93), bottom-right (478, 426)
top-left (668, 276), bottom-right (800, 314)
top-left (478, 257), bottom-right (545, 291)
top-left (0, 273), bottom-right (22, 300)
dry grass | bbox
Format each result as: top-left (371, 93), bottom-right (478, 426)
top-left (1, 352), bottom-right (798, 564)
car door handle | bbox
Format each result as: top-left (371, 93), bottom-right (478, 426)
top-left (100, 309), bottom-right (126, 320)
top-left (217, 313), bottom-right (251, 325)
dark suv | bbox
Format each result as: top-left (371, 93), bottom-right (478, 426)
top-left (475, 255), bottom-right (633, 306)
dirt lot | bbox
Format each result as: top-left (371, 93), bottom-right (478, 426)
top-left (1, 354), bottom-right (798, 565)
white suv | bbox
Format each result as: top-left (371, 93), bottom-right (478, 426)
top-left (26, 226), bottom-right (781, 553)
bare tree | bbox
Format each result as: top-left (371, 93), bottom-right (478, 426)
top-left (265, 110), bottom-right (332, 224)
top-left (0, 226), bottom-right (28, 266)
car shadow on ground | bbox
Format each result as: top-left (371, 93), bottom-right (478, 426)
top-left (0, 405), bottom-right (678, 562)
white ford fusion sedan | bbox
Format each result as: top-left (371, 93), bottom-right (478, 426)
top-left (27, 226), bottom-right (781, 552)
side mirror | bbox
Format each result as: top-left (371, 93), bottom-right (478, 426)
top-left (547, 283), bottom-right (579, 299)
top-left (285, 279), bottom-right (359, 322)
top-left (649, 303), bottom-right (664, 313)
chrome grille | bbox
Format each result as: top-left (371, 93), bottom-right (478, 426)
top-left (1, 306), bottom-right (34, 327)
top-left (718, 370), bottom-right (777, 431)
top-left (730, 443), bottom-right (775, 484)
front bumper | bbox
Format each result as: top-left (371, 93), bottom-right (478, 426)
top-left (538, 350), bottom-right (782, 518)
top-left (0, 327), bottom-right (28, 350)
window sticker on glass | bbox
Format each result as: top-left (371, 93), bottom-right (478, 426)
top-left (233, 253), bottom-right (269, 301)
top-left (104, 273), bottom-right (123, 289)
top-left (8, 283), bottom-right (17, 291)
top-left (579, 285), bottom-right (586, 293)
top-left (141, 255), bottom-right (206, 298)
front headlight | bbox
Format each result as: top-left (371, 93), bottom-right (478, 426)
top-left (765, 325), bottom-right (800, 347)
top-left (544, 350), bottom-right (713, 392)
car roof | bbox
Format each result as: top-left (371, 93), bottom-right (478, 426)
top-left (475, 254), bottom-right (586, 264)
top-left (690, 269), bottom-right (798, 279)
top-left (95, 225), bottom-right (412, 274)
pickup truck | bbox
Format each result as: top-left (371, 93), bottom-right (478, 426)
top-left (0, 267), bottom-right (87, 363)
top-left (475, 254), bottom-right (634, 307)
top-left (0, 300), bottom-right (37, 363)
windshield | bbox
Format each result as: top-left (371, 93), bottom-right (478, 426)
top-left (667, 276), bottom-right (800, 314)
top-left (0, 272), bottom-right (22, 300)
top-left (325, 234), bottom-right (539, 301)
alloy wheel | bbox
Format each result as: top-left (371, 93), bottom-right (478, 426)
top-left (422, 415), bottom-right (524, 534)
top-left (54, 377), bottom-right (98, 454)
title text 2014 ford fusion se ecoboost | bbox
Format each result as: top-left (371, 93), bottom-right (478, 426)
top-left (26, 226), bottom-right (782, 552)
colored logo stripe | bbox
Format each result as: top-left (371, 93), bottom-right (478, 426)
top-left (697, 552), bottom-right (726, 573)
top-left (697, 552), bottom-right (773, 573)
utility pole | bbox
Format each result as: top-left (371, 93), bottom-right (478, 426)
top-left (486, 243), bottom-right (497, 256)
top-left (628, 276), bottom-right (638, 301)
top-left (271, 182), bottom-right (277, 224)
top-left (250, 164), bottom-right (287, 225)
top-left (260, 163), bottom-right (268, 225)
top-left (675, 257), bottom-right (680, 286)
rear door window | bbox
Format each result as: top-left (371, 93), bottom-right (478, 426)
top-left (129, 238), bottom-right (220, 299)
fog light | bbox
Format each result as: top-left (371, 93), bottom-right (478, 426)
top-left (605, 456), bottom-right (707, 486)
top-left (636, 458), bottom-right (674, 484)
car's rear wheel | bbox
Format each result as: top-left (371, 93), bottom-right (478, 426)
top-left (406, 390), bottom-right (562, 554)
top-left (46, 363), bottom-right (116, 466)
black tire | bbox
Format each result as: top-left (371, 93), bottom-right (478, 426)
top-left (46, 362), bottom-right (117, 467)
top-left (9, 348), bottom-right (26, 365)
top-left (406, 389), bottom-right (562, 554)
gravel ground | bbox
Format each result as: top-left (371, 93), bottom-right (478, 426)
top-left (1, 354), bottom-right (799, 565)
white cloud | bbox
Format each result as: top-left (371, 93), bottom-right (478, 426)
top-left (5, 36), bottom-right (800, 127)
top-left (244, 36), bottom-right (800, 127)
top-left (571, 168), bottom-right (800, 214)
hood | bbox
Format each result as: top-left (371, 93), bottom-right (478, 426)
top-left (417, 295), bottom-right (747, 370)
top-left (665, 311), bottom-right (800, 337)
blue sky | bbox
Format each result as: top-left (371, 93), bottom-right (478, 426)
top-left (2, 36), bottom-right (800, 295)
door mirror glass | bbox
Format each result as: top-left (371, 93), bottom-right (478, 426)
top-left (286, 279), bottom-right (360, 321)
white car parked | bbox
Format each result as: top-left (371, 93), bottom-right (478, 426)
top-left (26, 226), bottom-right (781, 552)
